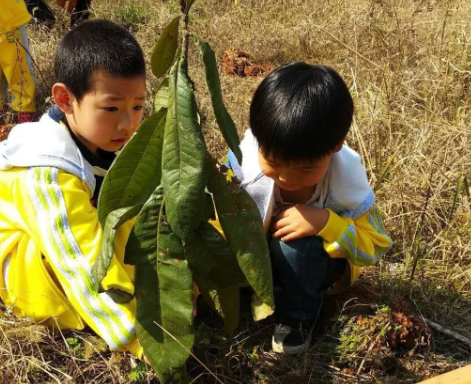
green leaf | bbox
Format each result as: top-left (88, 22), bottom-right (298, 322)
top-left (216, 287), bottom-right (240, 335)
top-left (134, 263), bottom-right (164, 375)
top-left (154, 78), bottom-right (169, 113)
top-left (124, 185), bottom-right (164, 266)
top-left (252, 294), bottom-right (274, 321)
top-left (105, 288), bottom-right (134, 304)
top-left (184, 0), bottom-right (196, 14)
top-left (92, 205), bottom-right (143, 289)
top-left (202, 287), bottom-right (239, 335)
top-left (195, 222), bottom-right (246, 289)
top-left (98, 110), bottom-right (166, 227)
top-left (195, 36), bottom-right (242, 164)
top-left (207, 159), bottom-right (274, 308)
top-left (204, 192), bottom-right (216, 221)
top-left (134, 202), bottom-right (194, 382)
top-left (162, 58), bottom-right (208, 239)
top-left (155, 207), bottom-right (194, 381)
top-left (182, 228), bottom-right (245, 303)
top-left (151, 16), bottom-right (180, 78)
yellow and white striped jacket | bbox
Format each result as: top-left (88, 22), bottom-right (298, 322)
top-left (0, 114), bottom-right (142, 356)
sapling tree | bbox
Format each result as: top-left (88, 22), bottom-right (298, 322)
top-left (91, 0), bottom-right (274, 382)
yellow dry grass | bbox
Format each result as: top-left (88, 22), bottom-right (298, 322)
top-left (1, 0), bottom-right (471, 382)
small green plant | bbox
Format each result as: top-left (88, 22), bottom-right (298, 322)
top-left (379, 305), bottom-right (392, 314)
top-left (92, 0), bottom-right (274, 382)
top-left (66, 337), bottom-right (83, 358)
top-left (128, 362), bottom-right (149, 382)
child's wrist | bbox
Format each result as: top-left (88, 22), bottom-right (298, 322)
top-left (314, 208), bottom-right (329, 233)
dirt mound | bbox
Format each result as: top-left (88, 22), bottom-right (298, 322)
top-left (338, 305), bottom-right (432, 374)
top-left (350, 310), bottom-right (432, 353)
top-left (222, 49), bottom-right (274, 77)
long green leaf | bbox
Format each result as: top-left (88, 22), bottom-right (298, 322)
top-left (154, 78), bottom-right (169, 114)
top-left (204, 192), bottom-right (216, 221)
top-left (216, 287), bottom-right (240, 335)
top-left (92, 204), bottom-right (142, 290)
top-left (154, 207), bottom-right (194, 381)
top-left (98, 110), bottom-right (167, 227)
top-left (151, 16), bottom-right (180, 78)
top-left (127, 187), bottom-right (164, 374)
top-left (207, 159), bottom-right (274, 308)
top-left (184, 0), bottom-right (196, 14)
top-left (132, 198), bottom-right (194, 382)
top-left (196, 222), bottom-right (246, 289)
top-left (195, 36), bottom-right (242, 164)
top-left (124, 186), bottom-right (164, 266)
top-left (205, 287), bottom-right (240, 335)
top-left (134, 263), bottom-right (164, 376)
top-left (162, 57), bottom-right (208, 239)
top-left (182, 225), bottom-right (245, 299)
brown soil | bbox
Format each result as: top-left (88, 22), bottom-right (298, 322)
top-left (222, 49), bottom-right (274, 77)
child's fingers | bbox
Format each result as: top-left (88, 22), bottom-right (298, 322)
top-left (274, 206), bottom-right (294, 221)
top-left (281, 232), bottom-right (300, 242)
top-left (272, 217), bottom-right (290, 232)
top-left (273, 225), bottom-right (294, 239)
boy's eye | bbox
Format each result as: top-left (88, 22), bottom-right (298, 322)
top-left (104, 107), bottom-right (118, 112)
top-left (134, 105), bottom-right (144, 111)
top-left (302, 168), bottom-right (315, 173)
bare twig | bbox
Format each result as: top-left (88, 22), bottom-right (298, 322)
top-left (410, 166), bottom-right (434, 282)
top-left (421, 317), bottom-right (471, 349)
top-left (357, 322), bottom-right (391, 375)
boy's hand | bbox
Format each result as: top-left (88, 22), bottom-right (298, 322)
top-left (272, 205), bottom-right (329, 242)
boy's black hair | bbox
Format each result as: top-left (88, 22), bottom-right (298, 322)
top-left (250, 62), bottom-right (354, 163)
top-left (54, 19), bottom-right (145, 101)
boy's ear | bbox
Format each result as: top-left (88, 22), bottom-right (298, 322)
top-left (332, 140), bottom-right (344, 153)
top-left (52, 83), bottom-right (75, 114)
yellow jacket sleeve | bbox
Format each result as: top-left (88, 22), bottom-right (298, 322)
top-left (0, 0), bottom-right (31, 31)
top-left (317, 204), bottom-right (392, 266)
top-left (17, 166), bottom-right (139, 351)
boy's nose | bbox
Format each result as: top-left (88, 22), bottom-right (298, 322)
top-left (118, 112), bottom-right (132, 132)
top-left (278, 174), bottom-right (297, 183)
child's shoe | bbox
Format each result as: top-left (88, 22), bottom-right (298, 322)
top-left (18, 112), bottom-right (36, 123)
top-left (272, 315), bottom-right (315, 354)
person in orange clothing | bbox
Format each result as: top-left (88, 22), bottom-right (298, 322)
top-left (0, 0), bottom-right (36, 123)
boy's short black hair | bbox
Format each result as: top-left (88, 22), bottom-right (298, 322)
top-left (54, 19), bottom-right (145, 101)
top-left (250, 62), bottom-right (354, 163)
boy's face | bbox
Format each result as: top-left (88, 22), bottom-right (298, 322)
top-left (258, 151), bottom-right (334, 191)
top-left (65, 73), bottom-right (146, 153)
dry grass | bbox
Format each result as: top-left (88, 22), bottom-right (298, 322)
top-left (2, 0), bottom-right (471, 382)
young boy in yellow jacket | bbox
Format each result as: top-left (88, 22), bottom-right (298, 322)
top-left (226, 62), bottom-right (393, 355)
top-left (0, 0), bottom-right (36, 123)
top-left (0, 20), bottom-right (146, 356)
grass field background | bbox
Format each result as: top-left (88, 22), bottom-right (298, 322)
top-left (1, 0), bottom-right (471, 383)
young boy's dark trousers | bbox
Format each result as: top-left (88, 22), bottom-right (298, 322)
top-left (270, 236), bottom-right (347, 321)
